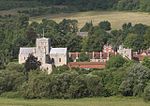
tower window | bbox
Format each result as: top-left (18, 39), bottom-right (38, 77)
top-left (59, 58), bottom-right (61, 62)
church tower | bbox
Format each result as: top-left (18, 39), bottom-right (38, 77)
top-left (36, 37), bottom-right (50, 54)
top-left (35, 29), bottom-right (51, 64)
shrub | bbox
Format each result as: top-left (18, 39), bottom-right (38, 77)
top-left (0, 69), bottom-right (26, 95)
top-left (119, 63), bottom-right (150, 96)
top-left (106, 55), bottom-right (127, 69)
top-left (143, 83), bottom-right (150, 102)
top-left (0, 91), bottom-right (21, 98)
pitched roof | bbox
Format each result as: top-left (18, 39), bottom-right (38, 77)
top-left (19, 47), bottom-right (35, 54)
top-left (50, 48), bottom-right (67, 54)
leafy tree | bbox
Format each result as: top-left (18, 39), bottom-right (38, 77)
top-left (99, 21), bottom-right (111, 31)
top-left (77, 52), bottom-right (90, 62)
top-left (17, 14), bottom-right (29, 28)
top-left (109, 30), bottom-right (123, 51)
top-left (140, 0), bottom-right (150, 12)
top-left (117, 0), bottom-right (140, 10)
top-left (133, 23), bottom-right (148, 35)
top-left (26, 27), bottom-right (37, 45)
top-left (122, 22), bottom-right (132, 31)
top-left (80, 21), bottom-right (93, 32)
top-left (58, 19), bottom-right (78, 35)
top-left (124, 33), bottom-right (144, 51)
top-left (143, 83), bottom-right (150, 101)
top-left (21, 72), bottom-right (51, 99)
top-left (0, 68), bottom-right (25, 95)
top-left (88, 27), bottom-right (111, 51)
top-left (66, 34), bottom-right (82, 52)
top-left (119, 63), bottom-right (150, 96)
top-left (142, 57), bottom-right (150, 69)
top-left (144, 28), bottom-right (150, 49)
top-left (106, 55), bottom-right (127, 69)
top-left (86, 75), bottom-right (104, 96)
top-left (24, 54), bottom-right (41, 80)
top-left (24, 54), bottom-right (41, 72)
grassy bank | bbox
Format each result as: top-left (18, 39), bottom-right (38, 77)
top-left (0, 97), bottom-right (149, 106)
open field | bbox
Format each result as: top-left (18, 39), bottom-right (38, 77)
top-left (0, 97), bottom-right (149, 106)
top-left (30, 11), bottom-right (150, 29)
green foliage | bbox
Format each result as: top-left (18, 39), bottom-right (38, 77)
top-left (58, 19), bottom-right (78, 35)
top-left (117, 0), bottom-right (140, 10)
top-left (77, 52), bottom-right (90, 62)
top-left (144, 28), bottom-right (150, 49)
top-left (143, 83), bottom-right (150, 101)
top-left (0, 92), bottom-right (21, 98)
top-left (140, 0), bottom-right (150, 12)
top-left (0, 0), bottom-right (150, 13)
top-left (142, 57), bottom-right (150, 69)
top-left (80, 21), bottom-right (93, 32)
top-left (133, 23), bottom-right (148, 35)
top-left (124, 33), bottom-right (144, 51)
top-left (24, 54), bottom-right (41, 72)
top-left (52, 65), bottom-right (70, 74)
top-left (109, 30), bottom-right (123, 51)
top-left (106, 55), bottom-right (127, 69)
top-left (0, 69), bottom-right (26, 95)
top-left (88, 27), bottom-right (111, 51)
top-left (119, 64), bottom-right (150, 96)
top-left (21, 72), bottom-right (51, 99)
top-left (99, 21), bottom-right (111, 31)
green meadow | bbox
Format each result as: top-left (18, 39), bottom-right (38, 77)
top-left (0, 97), bottom-right (150, 106)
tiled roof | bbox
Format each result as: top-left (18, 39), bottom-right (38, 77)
top-left (68, 62), bottom-right (106, 69)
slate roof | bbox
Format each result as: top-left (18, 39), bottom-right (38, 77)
top-left (50, 48), bottom-right (67, 54)
top-left (19, 47), bottom-right (35, 54)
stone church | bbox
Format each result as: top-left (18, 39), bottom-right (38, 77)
top-left (19, 37), bottom-right (67, 74)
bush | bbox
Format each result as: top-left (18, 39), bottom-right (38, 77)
top-left (119, 63), bottom-right (150, 96)
top-left (106, 55), bottom-right (127, 69)
top-left (0, 69), bottom-right (26, 95)
top-left (99, 21), bottom-right (111, 31)
top-left (77, 52), bottom-right (90, 62)
top-left (0, 92), bottom-right (21, 98)
top-left (20, 72), bottom-right (51, 99)
top-left (142, 56), bottom-right (150, 69)
top-left (143, 83), bottom-right (150, 102)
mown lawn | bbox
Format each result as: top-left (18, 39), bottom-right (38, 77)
top-left (30, 11), bottom-right (150, 29)
top-left (0, 97), bottom-right (149, 106)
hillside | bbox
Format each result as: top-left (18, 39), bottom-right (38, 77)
top-left (30, 11), bottom-right (150, 29)
top-left (0, 0), bottom-right (149, 16)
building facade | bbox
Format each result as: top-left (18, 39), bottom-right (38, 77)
top-left (19, 37), bottom-right (67, 74)
top-left (118, 45), bottom-right (132, 60)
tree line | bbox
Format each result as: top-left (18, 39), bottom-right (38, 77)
top-left (0, 0), bottom-right (150, 15)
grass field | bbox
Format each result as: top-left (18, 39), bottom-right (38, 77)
top-left (30, 11), bottom-right (150, 29)
top-left (0, 97), bottom-right (150, 106)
